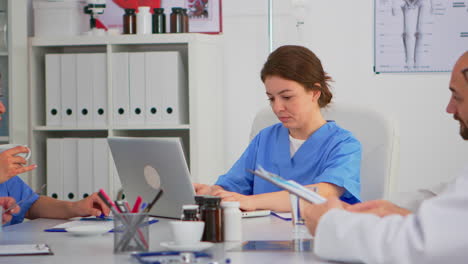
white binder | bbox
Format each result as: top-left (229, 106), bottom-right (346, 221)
top-left (45, 54), bottom-right (61, 127)
top-left (92, 138), bottom-right (110, 195)
top-left (60, 54), bottom-right (78, 127)
top-left (46, 138), bottom-right (63, 200)
top-left (92, 53), bottom-right (107, 127)
top-left (112, 53), bottom-right (130, 126)
top-left (77, 138), bottom-right (93, 200)
top-left (144, 52), bottom-right (163, 124)
top-left (128, 52), bottom-right (146, 125)
top-left (62, 138), bottom-right (78, 201)
top-left (76, 54), bottom-right (93, 127)
top-left (155, 52), bottom-right (188, 124)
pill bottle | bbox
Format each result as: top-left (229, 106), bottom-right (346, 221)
top-left (181, 204), bottom-right (199, 221)
top-left (123, 8), bottom-right (136, 34)
top-left (170, 7), bottom-right (184, 33)
top-left (152, 8), bottom-right (166, 33)
top-left (182, 8), bottom-right (189, 33)
top-left (137, 6), bottom-right (152, 35)
top-left (221, 201), bottom-right (242, 241)
top-left (201, 196), bottom-right (223, 242)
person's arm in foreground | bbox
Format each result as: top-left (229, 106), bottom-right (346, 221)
top-left (303, 176), bottom-right (468, 264)
top-left (213, 182), bottom-right (343, 211)
top-left (0, 197), bottom-right (20, 224)
top-left (25, 192), bottom-right (110, 220)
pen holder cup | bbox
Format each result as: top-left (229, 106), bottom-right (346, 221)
top-left (289, 186), bottom-right (318, 230)
top-left (113, 213), bottom-right (149, 254)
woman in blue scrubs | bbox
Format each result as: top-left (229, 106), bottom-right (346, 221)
top-left (195, 45), bottom-right (361, 212)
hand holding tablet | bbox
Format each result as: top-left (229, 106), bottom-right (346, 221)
top-left (249, 166), bottom-right (326, 204)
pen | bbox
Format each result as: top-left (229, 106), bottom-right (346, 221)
top-left (132, 196), bottom-right (143, 213)
top-left (143, 189), bottom-right (163, 213)
top-left (124, 201), bottom-right (131, 213)
top-left (98, 189), bottom-right (121, 213)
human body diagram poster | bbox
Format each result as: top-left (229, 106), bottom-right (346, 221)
top-left (374, 0), bottom-right (468, 73)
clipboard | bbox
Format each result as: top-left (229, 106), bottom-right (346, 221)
top-left (248, 166), bottom-right (327, 204)
top-left (0, 244), bottom-right (53, 256)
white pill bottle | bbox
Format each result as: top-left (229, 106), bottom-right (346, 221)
top-left (221, 201), bottom-right (242, 241)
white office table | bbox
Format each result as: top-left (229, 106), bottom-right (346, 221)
top-left (1, 216), bottom-right (332, 263)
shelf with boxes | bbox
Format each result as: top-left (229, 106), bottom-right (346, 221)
top-left (0, 0), bottom-right (28, 148)
top-left (29, 33), bottom-right (225, 200)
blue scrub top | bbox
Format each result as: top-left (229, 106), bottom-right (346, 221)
top-left (1, 176), bottom-right (39, 226)
top-left (215, 121), bottom-right (362, 204)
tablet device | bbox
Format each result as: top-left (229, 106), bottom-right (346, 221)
top-left (249, 166), bottom-right (327, 204)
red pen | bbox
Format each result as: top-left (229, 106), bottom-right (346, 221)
top-left (132, 196), bottom-right (143, 213)
top-left (99, 188), bottom-right (121, 213)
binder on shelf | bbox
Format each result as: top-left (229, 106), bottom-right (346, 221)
top-left (128, 52), bottom-right (146, 126)
top-left (77, 138), bottom-right (93, 200)
top-left (144, 52), bottom-right (163, 125)
top-left (92, 53), bottom-right (108, 127)
top-left (46, 138), bottom-right (63, 200)
top-left (147, 51), bottom-right (188, 125)
top-left (60, 54), bottom-right (77, 127)
top-left (62, 138), bottom-right (78, 201)
top-left (76, 54), bottom-right (93, 127)
top-left (45, 54), bottom-right (61, 127)
top-left (112, 53), bottom-right (130, 126)
top-left (92, 138), bottom-right (110, 195)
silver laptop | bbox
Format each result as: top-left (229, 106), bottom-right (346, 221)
top-left (108, 137), bottom-right (195, 218)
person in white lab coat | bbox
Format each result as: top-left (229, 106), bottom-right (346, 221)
top-left (302, 51), bottom-right (468, 264)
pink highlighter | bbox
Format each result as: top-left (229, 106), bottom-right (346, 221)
top-left (132, 196), bottom-right (143, 213)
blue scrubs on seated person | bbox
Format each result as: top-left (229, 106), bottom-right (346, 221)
top-left (215, 121), bottom-right (361, 204)
top-left (0, 176), bottom-right (39, 226)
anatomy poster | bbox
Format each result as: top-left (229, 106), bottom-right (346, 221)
top-left (374, 0), bottom-right (468, 73)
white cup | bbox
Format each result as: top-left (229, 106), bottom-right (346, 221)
top-left (169, 221), bottom-right (205, 245)
top-left (0, 144), bottom-right (31, 160)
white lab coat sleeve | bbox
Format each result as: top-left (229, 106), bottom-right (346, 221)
top-left (314, 174), bottom-right (468, 264)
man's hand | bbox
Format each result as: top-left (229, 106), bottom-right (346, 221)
top-left (70, 192), bottom-right (111, 217)
top-left (0, 146), bottom-right (37, 184)
top-left (211, 189), bottom-right (256, 211)
top-left (346, 200), bottom-right (412, 217)
top-left (0, 197), bottom-right (20, 224)
top-left (302, 197), bottom-right (344, 236)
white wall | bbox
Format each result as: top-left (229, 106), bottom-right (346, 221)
top-left (26, 0), bottom-right (468, 196)
top-left (221, 0), bottom-right (468, 195)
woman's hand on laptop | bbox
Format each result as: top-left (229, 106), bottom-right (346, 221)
top-left (211, 189), bottom-right (256, 211)
top-left (193, 183), bottom-right (224, 195)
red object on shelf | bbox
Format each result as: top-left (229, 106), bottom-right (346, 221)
top-left (113, 0), bottom-right (161, 10)
top-left (95, 19), bottom-right (108, 30)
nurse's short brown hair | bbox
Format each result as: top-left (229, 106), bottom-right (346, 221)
top-left (261, 45), bottom-right (333, 108)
